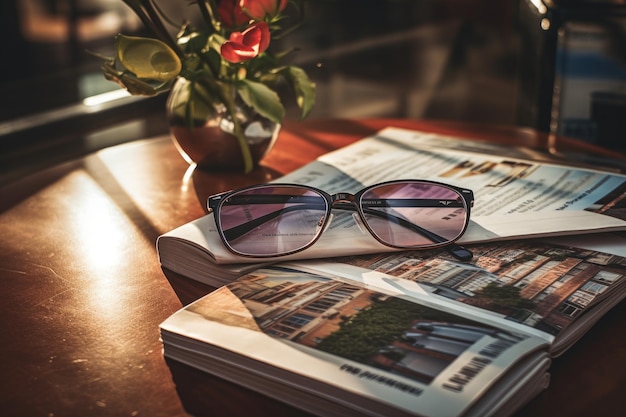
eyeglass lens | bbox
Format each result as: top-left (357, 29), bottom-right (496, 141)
top-left (218, 186), bottom-right (328, 256)
top-left (359, 182), bottom-right (468, 248)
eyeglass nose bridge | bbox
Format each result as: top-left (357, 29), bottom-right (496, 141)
top-left (328, 192), bottom-right (376, 237)
top-left (324, 192), bottom-right (363, 235)
top-left (330, 192), bottom-right (356, 205)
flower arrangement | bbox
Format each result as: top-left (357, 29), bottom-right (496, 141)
top-left (100, 0), bottom-right (315, 172)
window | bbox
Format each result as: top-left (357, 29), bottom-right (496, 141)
top-left (557, 302), bottom-right (581, 318)
top-left (280, 313), bottom-right (315, 330)
top-left (594, 270), bottom-right (621, 284)
top-left (580, 281), bottom-right (608, 295)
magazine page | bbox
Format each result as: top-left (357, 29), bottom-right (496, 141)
top-left (160, 266), bottom-right (550, 417)
top-left (158, 127), bottom-right (626, 270)
top-left (307, 127), bottom-right (626, 238)
top-left (295, 233), bottom-right (626, 354)
top-left (157, 207), bottom-right (394, 266)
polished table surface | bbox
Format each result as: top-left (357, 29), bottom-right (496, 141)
top-left (1, 119), bottom-right (624, 417)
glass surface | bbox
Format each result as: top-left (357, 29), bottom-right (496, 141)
top-left (217, 185), bottom-right (328, 256)
top-left (1, 0), bottom-right (525, 183)
top-left (0, 0), bottom-right (520, 124)
top-left (359, 182), bottom-right (468, 247)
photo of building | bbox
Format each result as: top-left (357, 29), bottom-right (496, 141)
top-left (342, 241), bottom-right (626, 335)
top-left (228, 268), bottom-right (513, 384)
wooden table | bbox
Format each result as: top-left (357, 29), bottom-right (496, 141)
top-left (1, 119), bottom-right (624, 417)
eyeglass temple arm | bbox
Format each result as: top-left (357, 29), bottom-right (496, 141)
top-left (335, 203), bottom-right (472, 261)
top-left (214, 195), bottom-right (453, 243)
top-left (219, 202), bottom-right (326, 241)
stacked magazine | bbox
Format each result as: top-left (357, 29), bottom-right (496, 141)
top-left (157, 127), bottom-right (626, 285)
top-left (157, 127), bottom-right (626, 417)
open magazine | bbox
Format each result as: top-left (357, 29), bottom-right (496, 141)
top-left (157, 127), bottom-right (626, 286)
top-left (160, 232), bottom-right (626, 417)
top-left (161, 265), bottom-right (552, 417)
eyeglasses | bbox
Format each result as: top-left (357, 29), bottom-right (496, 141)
top-left (207, 180), bottom-right (474, 260)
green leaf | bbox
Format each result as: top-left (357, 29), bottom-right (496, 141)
top-left (275, 66), bottom-right (316, 118)
top-left (178, 29), bottom-right (208, 55)
top-left (102, 60), bottom-right (171, 96)
top-left (208, 33), bottom-right (226, 53)
top-left (123, 76), bottom-right (173, 96)
top-left (170, 78), bottom-right (224, 122)
top-left (115, 34), bottom-right (181, 82)
top-left (236, 79), bottom-right (285, 124)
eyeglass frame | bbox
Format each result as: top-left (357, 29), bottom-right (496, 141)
top-left (207, 179), bottom-right (475, 260)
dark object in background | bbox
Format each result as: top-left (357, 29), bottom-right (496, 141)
top-left (591, 91), bottom-right (626, 151)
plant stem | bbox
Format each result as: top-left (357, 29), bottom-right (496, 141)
top-left (140, 0), bottom-right (181, 55)
top-left (221, 84), bottom-right (254, 173)
top-left (197, 0), bottom-right (221, 32)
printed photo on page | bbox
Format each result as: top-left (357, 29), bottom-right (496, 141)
top-left (173, 267), bottom-right (548, 417)
top-left (305, 237), bottom-right (626, 354)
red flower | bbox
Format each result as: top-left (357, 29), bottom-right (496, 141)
top-left (221, 21), bottom-right (271, 63)
top-left (217, 0), bottom-right (250, 28)
top-left (240, 0), bottom-right (287, 20)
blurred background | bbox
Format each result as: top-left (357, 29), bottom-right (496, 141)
top-left (1, 0), bottom-right (625, 184)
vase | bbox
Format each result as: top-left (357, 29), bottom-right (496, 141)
top-left (166, 78), bottom-right (280, 172)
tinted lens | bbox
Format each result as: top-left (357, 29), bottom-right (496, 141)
top-left (217, 185), bottom-right (329, 256)
top-left (359, 182), bottom-right (469, 248)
